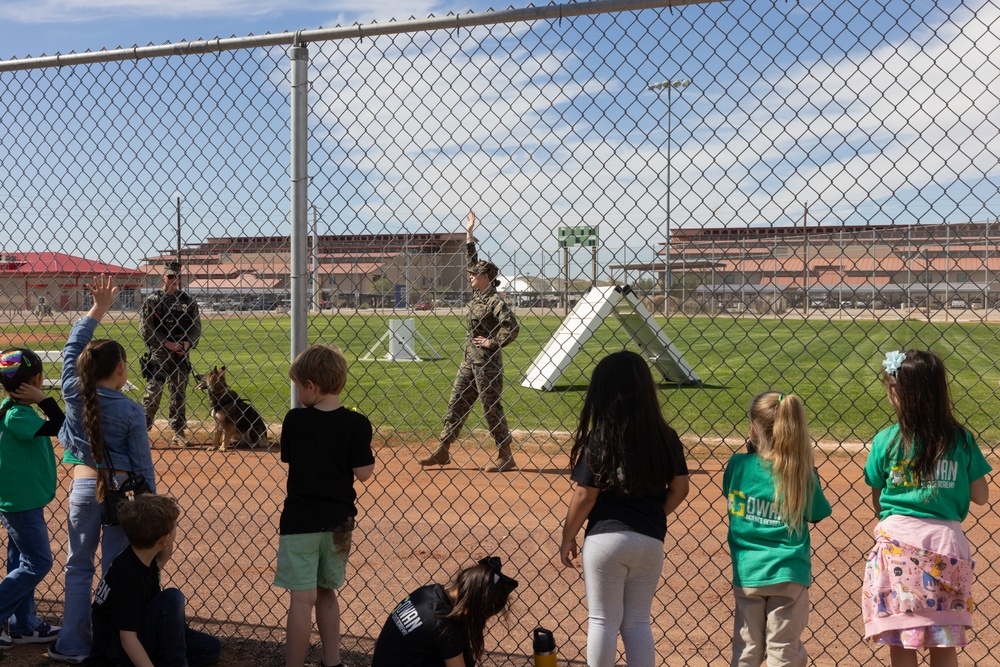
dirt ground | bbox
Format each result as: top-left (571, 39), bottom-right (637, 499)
top-left (3, 430), bottom-right (999, 666)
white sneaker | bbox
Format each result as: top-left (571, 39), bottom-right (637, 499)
top-left (47, 646), bottom-right (89, 664)
top-left (0, 630), bottom-right (13, 650)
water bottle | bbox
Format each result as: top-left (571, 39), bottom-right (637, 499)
top-left (533, 627), bottom-right (557, 667)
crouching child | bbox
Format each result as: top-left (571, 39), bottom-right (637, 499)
top-left (84, 495), bottom-right (222, 667)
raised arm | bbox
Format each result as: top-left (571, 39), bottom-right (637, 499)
top-left (86, 274), bottom-right (119, 323)
top-left (465, 210), bottom-right (476, 242)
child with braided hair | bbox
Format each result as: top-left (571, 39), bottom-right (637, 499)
top-left (48, 276), bottom-right (157, 665)
top-left (0, 348), bottom-right (65, 649)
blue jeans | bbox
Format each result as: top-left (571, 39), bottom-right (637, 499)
top-left (0, 507), bottom-right (52, 635)
top-left (53, 477), bottom-right (129, 658)
top-left (107, 589), bottom-right (222, 667)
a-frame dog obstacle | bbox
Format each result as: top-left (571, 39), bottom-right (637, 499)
top-left (361, 318), bottom-right (443, 362)
top-left (521, 285), bottom-right (701, 391)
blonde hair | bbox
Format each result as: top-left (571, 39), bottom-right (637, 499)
top-left (749, 392), bottom-right (814, 535)
top-left (289, 344), bottom-right (348, 395)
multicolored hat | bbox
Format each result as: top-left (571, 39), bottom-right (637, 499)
top-left (0, 350), bottom-right (24, 378)
top-left (163, 260), bottom-right (182, 277)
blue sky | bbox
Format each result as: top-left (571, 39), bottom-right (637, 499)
top-left (2, 1), bottom-right (999, 276)
top-left (0, 1), bottom-right (497, 59)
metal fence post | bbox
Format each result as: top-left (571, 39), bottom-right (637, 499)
top-left (290, 37), bottom-right (309, 406)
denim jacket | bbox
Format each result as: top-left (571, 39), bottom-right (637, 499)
top-left (58, 316), bottom-right (157, 492)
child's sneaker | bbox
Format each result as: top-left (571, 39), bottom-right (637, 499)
top-left (47, 647), bottom-right (88, 664)
top-left (0, 630), bottom-right (13, 650)
top-left (10, 621), bottom-right (60, 643)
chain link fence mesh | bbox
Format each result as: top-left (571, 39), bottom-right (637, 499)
top-left (2, 0), bottom-right (1000, 664)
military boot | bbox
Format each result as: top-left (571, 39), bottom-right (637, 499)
top-left (482, 444), bottom-right (515, 473)
top-left (418, 443), bottom-right (451, 466)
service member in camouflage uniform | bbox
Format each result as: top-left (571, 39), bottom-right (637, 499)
top-left (420, 212), bottom-right (520, 472)
top-left (140, 260), bottom-right (201, 446)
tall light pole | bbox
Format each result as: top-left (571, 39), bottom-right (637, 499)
top-left (647, 78), bottom-right (691, 317)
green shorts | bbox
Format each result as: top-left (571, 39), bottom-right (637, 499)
top-left (274, 522), bottom-right (354, 591)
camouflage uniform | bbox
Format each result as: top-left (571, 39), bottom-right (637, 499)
top-left (431, 242), bottom-right (519, 469)
top-left (140, 288), bottom-right (201, 435)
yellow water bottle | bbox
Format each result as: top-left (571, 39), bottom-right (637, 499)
top-left (533, 627), bottom-right (557, 667)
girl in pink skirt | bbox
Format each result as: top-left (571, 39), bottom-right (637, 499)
top-left (863, 350), bottom-right (992, 667)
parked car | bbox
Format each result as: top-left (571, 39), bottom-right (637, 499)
top-left (951, 298), bottom-right (967, 308)
top-left (413, 301), bottom-right (434, 311)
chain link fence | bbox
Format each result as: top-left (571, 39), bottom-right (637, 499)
top-left (2, 0), bottom-right (1000, 664)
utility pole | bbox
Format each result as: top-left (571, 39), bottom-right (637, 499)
top-left (802, 201), bottom-right (809, 317)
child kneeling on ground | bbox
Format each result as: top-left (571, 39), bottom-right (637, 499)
top-left (84, 495), bottom-right (221, 667)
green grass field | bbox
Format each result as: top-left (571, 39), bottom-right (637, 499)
top-left (13, 312), bottom-right (1000, 448)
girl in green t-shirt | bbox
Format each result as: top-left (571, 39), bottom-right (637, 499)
top-left (724, 391), bottom-right (831, 667)
top-left (862, 349), bottom-right (992, 667)
top-left (0, 348), bottom-right (65, 647)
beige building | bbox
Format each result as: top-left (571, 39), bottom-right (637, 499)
top-left (667, 220), bottom-right (1000, 311)
top-left (142, 233), bottom-right (468, 306)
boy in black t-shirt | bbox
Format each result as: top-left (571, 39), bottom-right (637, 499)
top-left (85, 495), bottom-right (221, 667)
top-left (276, 344), bottom-right (376, 667)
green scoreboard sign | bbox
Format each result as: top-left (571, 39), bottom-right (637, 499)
top-left (558, 225), bottom-right (600, 248)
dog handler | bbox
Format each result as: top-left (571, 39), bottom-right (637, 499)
top-left (140, 260), bottom-right (200, 447)
top-left (419, 211), bottom-right (519, 473)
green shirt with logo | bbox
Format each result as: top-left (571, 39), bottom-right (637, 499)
top-left (724, 453), bottom-right (832, 587)
top-left (0, 400), bottom-right (57, 512)
top-left (864, 423), bottom-right (992, 522)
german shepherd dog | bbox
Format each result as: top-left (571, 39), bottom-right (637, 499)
top-left (194, 367), bottom-right (268, 451)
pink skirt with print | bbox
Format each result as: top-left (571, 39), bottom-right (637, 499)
top-left (862, 515), bottom-right (975, 646)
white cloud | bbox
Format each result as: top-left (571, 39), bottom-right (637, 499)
top-left (697, 0), bottom-right (1000, 227)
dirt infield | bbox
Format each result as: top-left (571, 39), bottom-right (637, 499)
top-left (5, 432), bottom-right (1000, 666)
top-left (0, 332), bottom-right (64, 345)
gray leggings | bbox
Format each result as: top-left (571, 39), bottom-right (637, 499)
top-left (582, 531), bottom-right (665, 667)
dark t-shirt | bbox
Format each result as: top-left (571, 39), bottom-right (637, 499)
top-left (86, 548), bottom-right (160, 666)
top-left (570, 428), bottom-right (689, 542)
top-left (371, 584), bottom-right (472, 667)
top-left (279, 406), bottom-right (375, 535)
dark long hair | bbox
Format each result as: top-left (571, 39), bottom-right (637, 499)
top-left (0, 348), bottom-right (44, 422)
top-left (569, 350), bottom-right (684, 495)
top-left (77, 339), bottom-right (127, 502)
top-left (882, 349), bottom-right (964, 488)
top-left (442, 562), bottom-right (514, 664)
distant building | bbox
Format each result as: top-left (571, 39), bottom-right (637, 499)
top-left (671, 220), bottom-right (1000, 309)
top-left (142, 233), bottom-right (468, 305)
top-left (0, 252), bottom-right (144, 312)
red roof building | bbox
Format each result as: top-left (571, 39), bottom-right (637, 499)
top-left (0, 252), bottom-right (145, 313)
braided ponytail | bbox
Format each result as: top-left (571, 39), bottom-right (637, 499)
top-left (76, 339), bottom-right (126, 502)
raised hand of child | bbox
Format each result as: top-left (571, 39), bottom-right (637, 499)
top-left (11, 383), bottom-right (46, 405)
top-left (86, 274), bottom-right (119, 321)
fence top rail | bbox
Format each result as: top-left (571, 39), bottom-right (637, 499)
top-left (0, 0), bottom-right (725, 72)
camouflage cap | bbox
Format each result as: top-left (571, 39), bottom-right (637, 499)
top-left (163, 260), bottom-right (182, 277)
top-left (468, 259), bottom-right (499, 280)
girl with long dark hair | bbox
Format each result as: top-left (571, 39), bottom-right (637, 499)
top-left (560, 351), bottom-right (690, 666)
